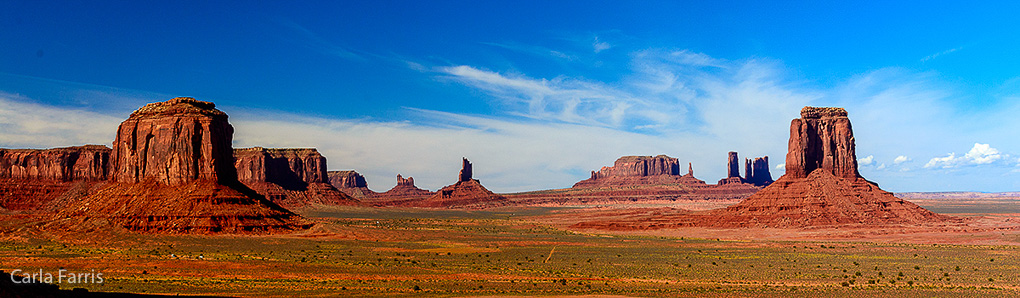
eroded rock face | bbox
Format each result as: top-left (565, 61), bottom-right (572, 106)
top-left (745, 156), bottom-right (774, 187)
top-left (785, 107), bottom-right (858, 179)
top-left (402, 158), bottom-right (506, 208)
top-left (0, 145), bottom-right (111, 181)
top-left (233, 147), bottom-right (357, 208)
top-left (235, 147), bottom-right (328, 187)
top-left (458, 158), bottom-right (473, 182)
top-left (329, 170), bottom-right (368, 188)
top-left (327, 170), bottom-right (377, 198)
top-left (571, 106), bottom-right (952, 230)
top-left (588, 155), bottom-right (680, 180)
top-left (727, 152), bottom-right (740, 178)
top-left (56, 97), bottom-right (309, 234)
top-left (110, 97), bottom-right (237, 185)
top-left (0, 145), bottom-right (111, 211)
top-left (378, 174), bottom-right (433, 199)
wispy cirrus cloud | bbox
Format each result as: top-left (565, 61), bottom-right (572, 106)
top-left (920, 46), bottom-right (964, 62)
top-left (276, 19), bottom-right (363, 61)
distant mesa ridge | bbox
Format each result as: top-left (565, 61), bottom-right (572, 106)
top-left (234, 147), bottom-right (359, 208)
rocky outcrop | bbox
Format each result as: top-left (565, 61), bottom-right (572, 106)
top-left (402, 158), bottom-right (506, 208)
top-left (573, 107), bottom-right (952, 229)
top-left (234, 147), bottom-right (358, 208)
top-left (574, 155), bottom-right (692, 188)
top-left (745, 156), bottom-right (774, 187)
top-left (709, 107), bottom-right (948, 227)
top-left (56, 98), bottom-right (308, 234)
top-left (377, 174), bottom-right (433, 199)
top-left (110, 97), bottom-right (237, 185)
top-left (458, 158), bottom-right (472, 182)
top-left (328, 170), bottom-right (377, 199)
top-left (717, 152), bottom-right (771, 187)
top-left (0, 145), bottom-right (111, 181)
top-left (329, 170), bottom-right (368, 189)
top-left (586, 155), bottom-right (680, 180)
top-left (0, 145), bottom-right (111, 211)
top-left (785, 107), bottom-right (858, 179)
top-left (727, 152), bottom-right (740, 178)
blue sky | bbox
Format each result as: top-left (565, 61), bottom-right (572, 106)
top-left (3, 1), bottom-right (1020, 192)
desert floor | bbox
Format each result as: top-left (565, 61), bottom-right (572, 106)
top-left (2, 197), bottom-right (1020, 297)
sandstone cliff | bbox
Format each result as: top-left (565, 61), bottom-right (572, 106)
top-left (572, 106), bottom-right (952, 230)
top-left (0, 145), bottom-right (111, 210)
top-left (0, 145), bottom-right (111, 181)
top-left (110, 97), bottom-right (237, 185)
top-left (234, 147), bottom-right (358, 208)
top-left (328, 170), bottom-right (377, 198)
top-left (56, 97), bottom-right (308, 234)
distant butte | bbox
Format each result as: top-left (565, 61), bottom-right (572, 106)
top-left (234, 147), bottom-right (359, 209)
top-left (573, 106), bottom-right (955, 229)
top-left (400, 158), bottom-right (506, 208)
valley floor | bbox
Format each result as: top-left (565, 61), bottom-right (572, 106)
top-left (1, 198), bottom-right (1019, 297)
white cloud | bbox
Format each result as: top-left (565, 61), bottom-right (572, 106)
top-left (924, 143), bottom-right (1006, 169)
top-left (775, 163), bottom-right (785, 170)
top-left (858, 155), bottom-right (875, 166)
top-left (964, 143), bottom-right (1002, 164)
top-left (877, 163), bottom-right (887, 170)
top-left (893, 155), bottom-right (910, 164)
top-left (593, 36), bottom-right (611, 53)
top-left (0, 92), bottom-right (121, 148)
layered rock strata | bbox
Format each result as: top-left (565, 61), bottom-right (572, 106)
top-left (328, 170), bottom-right (377, 198)
top-left (234, 147), bottom-right (358, 208)
top-left (56, 97), bottom-right (308, 233)
top-left (0, 145), bottom-right (111, 210)
top-left (573, 106), bottom-right (952, 229)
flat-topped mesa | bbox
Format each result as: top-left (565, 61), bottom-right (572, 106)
top-left (327, 170), bottom-right (378, 199)
top-left (0, 145), bottom-right (111, 181)
top-left (111, 97), bottom-right (236, 185)
top-left (458, 158), bottom-right (473, 182)
top-left (233, 147), bottom-right (357, 208)
top-left (329, 170), bottom-right (368, 188)
top-left (56, 97), bottom-right (309, 234)
top-left (234, 147), bottom-right (328, 186)
top-left (786, 106), bottom-right (858, 179)
top-left (590, 155), bottom-right (680, 180)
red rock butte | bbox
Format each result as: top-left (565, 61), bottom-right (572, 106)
top-left (708, 106), bottom-right (950, 227)
top-left (328, 170), bottom-right (377, 199)
top-left (55, 97), bottom-right (309, 234)
top-left (234, 147), bottom-right (359, 209)
top-left (402, 158), bottom-right (507, 208)
top-left (573, 106), bottom-right (952, 229)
